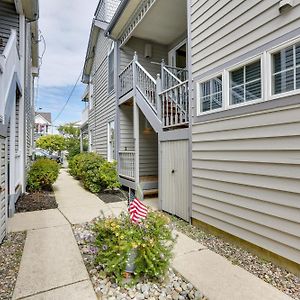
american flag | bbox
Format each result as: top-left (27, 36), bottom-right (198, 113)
top-left (128, 197), bottom-right (148, 224)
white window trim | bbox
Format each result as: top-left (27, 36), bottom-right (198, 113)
top-left (107, 120), bottom-right (115, 162)
top-left (227, 54), bottom-right (264, 109)
top-left (196, 72), bottom-right (224, 116)
top-left (108, 42), bottom-right (115, 94)
top-left (88, 82), bottom-right (94, 111)
top-left (267, 36), bottom-right (300, 101)
top-left (196, 55), bottom-right (264, 116)
top-left (196, 36), bottom-right (300, 117)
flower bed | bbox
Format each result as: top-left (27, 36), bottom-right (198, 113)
top-left (73, 215), bottom-right (207, 300)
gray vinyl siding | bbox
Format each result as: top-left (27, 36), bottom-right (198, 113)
top-left (139, 109), bottom-right (158, 176)
top-left (0, 1), bottom-right (19, 53)
top-left (119, 105), bottom-right (134, 151)
top-left (24, 24), bottom-right (33, 169)
top-left (192, 105), bottom-right (300, 264)
top-left (190, 1), bottom-right (300, 264)
top-left (88, 30), bottom-right (116, 159)
top-left (120, 37), bottom-right (168, 78)
top-left (191, 0), bottom-right (300, 78)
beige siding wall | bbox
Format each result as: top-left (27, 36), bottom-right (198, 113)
top-left (192, 105), bottom-right (300, 264)
top-left (139, 109), bottom-right (158, 176)
top-left (89, 30), bottom-right (116, 159)
top-left (191, 1), bottom-right (300, 264)
top-left (119, 104), bottom-right (134, 151)
top-left (191, 0), bottom-right (300, 77)
top-left (120, 37), bottom-right (168, 78)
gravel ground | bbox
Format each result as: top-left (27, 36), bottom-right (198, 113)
top-left (73, 222), bottom-right (208, 300)
top-left (16, 191), bottom-right (57, 212)
top-left (170, 215), bottom-right (300, 300)
top-left (0, 232), bottom-right (26, 300)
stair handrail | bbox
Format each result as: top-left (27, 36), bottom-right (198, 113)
top-left (159, 79), bottom-right (189, 128)
top-left (134, 59), bottom-right (157, 111)
top-left (119, 59), bottom-right (134, 97)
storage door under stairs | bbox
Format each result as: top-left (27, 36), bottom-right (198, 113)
top-left (0, 135), bottom-right (7, 243)
top-left (161, 140), bottom-right (189, 221)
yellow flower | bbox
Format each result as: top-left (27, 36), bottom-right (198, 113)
top-left (142, 243), bottom-right (146, 248)
top-left (120, 235), bottom-right (124, 239)
top-left (131, 243), bottom-right (137, 248)
top-left (116, 232), bottom-right (119, 236)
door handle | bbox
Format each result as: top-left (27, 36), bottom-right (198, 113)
top-left (171, 169), bottom-right (175, 174)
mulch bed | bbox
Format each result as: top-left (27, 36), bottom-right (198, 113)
top-left (0, 232), bottom-right (26, 300)
top-left (15, 191), bottom-right (58, 213)
top-left (97, 189), bottom-right (128, 204)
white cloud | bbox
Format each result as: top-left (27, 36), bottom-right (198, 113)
top-left (38, 0), bottom-right (99, 87)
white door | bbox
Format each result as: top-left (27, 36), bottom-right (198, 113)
top-left (168, 39), bottom-right (187, 68)
top-left (0, 136), bottom-right (7, 243)
top-left (161, 140), bottom-right (189, 221)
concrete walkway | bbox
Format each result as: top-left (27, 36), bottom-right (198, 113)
top-left (8, 169), bottom-right (292, 300)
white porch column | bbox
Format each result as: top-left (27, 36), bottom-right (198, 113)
top-left (133, 100), bottom-right (139, 184)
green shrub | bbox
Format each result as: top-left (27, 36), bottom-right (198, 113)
top-left (83, 160), bottom-right (121, 193)
top-left (69, 152), bottom-right (120, 193)
top-left (93, 211), bottom-right (175, 283)
top-left (27, 158), bottom-right (60, 191)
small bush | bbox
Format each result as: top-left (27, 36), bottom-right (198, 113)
top-left (93, 211), bottom-right (175, 283)
top-left (27, 158), bottom-right (60, 191)
top-left (69, 152), bottom-right (120, 193)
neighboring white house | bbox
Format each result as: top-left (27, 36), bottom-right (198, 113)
top-left (0, 0), bottom-right (39, 242)
top-left (34, 111), bottom-right (52, 140)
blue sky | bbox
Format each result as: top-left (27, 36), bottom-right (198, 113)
top-left (37, 0), bottom-right (98, 127)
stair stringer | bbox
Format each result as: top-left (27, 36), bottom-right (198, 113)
top-left (135, 88), bottom-right (162, 134)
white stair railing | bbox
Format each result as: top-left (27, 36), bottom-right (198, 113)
top-left (160, 80), bottom-right (189, 128)
top-left (119, 60), bottom-right (134, 98)
top-left (135, 60), bottom-right (157, 112)
top-left (119, 151), bottom-right (135, 180)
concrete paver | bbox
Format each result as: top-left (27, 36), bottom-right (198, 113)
top-left (13, 224), bottom-right (91, 300)
top-left (172, 239), bottom-right (292, 300)
top-left (23, 280), bottom-right (96, 300)
top-left (173, 230), bottom-right (207, 257)
top-left (53, 169), bottom-right (107, 224)
top-left (8, 209), bottom-right (68, 233)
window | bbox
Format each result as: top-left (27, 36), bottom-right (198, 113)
top-left (88, 83), bottom-right (93, 110)
top-left (230, 60), bottom-right (261, 105)
top-left (108, 43), bottom-right (114, 93)
top-left (199, 76), bottom-right (222, 112)
top-left (107, 121), bottom-right (115, 162)
top-left (272, 43), bottom-right (300, 95)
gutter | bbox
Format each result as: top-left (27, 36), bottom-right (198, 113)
top-left (104, 0), bottom-right (130, 37)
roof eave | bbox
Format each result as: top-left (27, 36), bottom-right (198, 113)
top-left (104, 0), bottom-right (130, 39)
top-left (21, 0), bottom-right (39, 21)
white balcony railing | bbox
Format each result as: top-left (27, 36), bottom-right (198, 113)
top-left (119, 151), bottom-right (135, 180)
top-left (81, 107), bottom-right (89, 125)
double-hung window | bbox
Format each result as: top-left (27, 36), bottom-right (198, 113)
top-left (272, 43), bottom-right (300, 95)
top-left (229, 60), bottom-right (262, 105)
top-left (199, 76), bottom-right (223, 113)
top-left (108, 43), bottom-right (114, 93)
